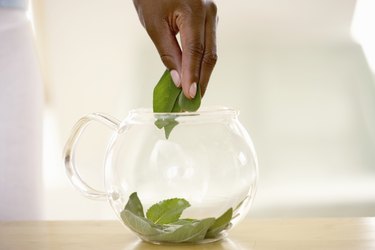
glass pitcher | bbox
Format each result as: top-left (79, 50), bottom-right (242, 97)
top-left (63, 107), bottom-right (258, 244)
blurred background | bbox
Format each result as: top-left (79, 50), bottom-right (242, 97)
top-left (25, 0), bottom-right (375, 219)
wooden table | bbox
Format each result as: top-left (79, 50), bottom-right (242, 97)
top-left (1, 218), bottom-right (375, 249)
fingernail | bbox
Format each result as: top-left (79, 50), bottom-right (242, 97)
top-left (170, 70), bottom-right (181, 87)
top-left (189, 82), bottom-right (197, 99)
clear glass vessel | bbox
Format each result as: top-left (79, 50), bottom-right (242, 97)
top-left (64, 107), bottom-right (258, 244)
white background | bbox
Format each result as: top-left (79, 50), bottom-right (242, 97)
top-left (29, 0), bottom-right (375, 219)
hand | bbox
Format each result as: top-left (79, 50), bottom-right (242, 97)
top-left (133, 0), bottom-right (218, 98)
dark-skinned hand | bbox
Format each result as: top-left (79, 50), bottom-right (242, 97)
top-left (133, 0), bottom-right (218, 99)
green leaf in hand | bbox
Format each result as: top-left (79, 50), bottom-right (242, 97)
top-left (153, 70), bottom-right (202, 139)
top-left (153, 70), bottom-right (182, 139)
top-left (205, 208), bottom-right (233, 238)
top-left (178, 84), bottom-right (201, 112)
top-left (171, 92), bottom-right (182, 112)
top-left (146, 198), bottom-right (190, 224)
top-left (154, 117), bottom-right (178, 139)
top-left (153, 70), bottom-right (181, 113)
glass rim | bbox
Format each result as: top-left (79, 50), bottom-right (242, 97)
top-left (128, 106), bottom-right (239, 117)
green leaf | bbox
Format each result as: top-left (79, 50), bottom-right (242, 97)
top-left (120, 193), bottom-right (162, 237)
top-left (154, 117), bottom-right (179, 139)
top-left (120, 193), bottom-right (230, 243)
top-left (154, 118), bottom-right (167, 129)
top-left (153, 70), bottom-right (183, 139)
top-left (171, 219), bottom-right (198, 225)
top-left (234, 196), bottom-right (249, 213)
top-left (178, 84), bottom-right (201, 112)
top-left (123, 192), bottom-right (145, 218)
top-left (153, 70), bottom-right (203, 138)
top-left (146, 198), bottom-right (190, 225)
top-left (163, 119), bottom-right (178, 139)
top-left (153, 69), bottom-right (181, 113)
top-left (147, 218), bottom-right (215, 243)
top-left (171, 92), bottom-right (182, 112)
top-left (121, 210), bottom-right (162, 236)
top-left (205, 208), bottom-right (233, 238)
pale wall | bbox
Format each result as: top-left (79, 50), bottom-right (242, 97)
top-left (32, 0), bottom-right (375, 219)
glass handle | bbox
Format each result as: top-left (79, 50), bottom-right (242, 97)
top-left (63, 113), bottom-right (120, 200)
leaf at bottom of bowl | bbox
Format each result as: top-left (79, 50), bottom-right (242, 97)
top-left (147, 217), bottom-right (215, 243)
top-left (124, 192), bottom-right (145, 217)
top-left (120, 192), bottom-right (234, 243)
top-left (121, 210), bottom-right (162, 236)
top-left (146, 197), bottom-right (190, 225)
top-left (205, 208), bottom-right (233, 238)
